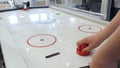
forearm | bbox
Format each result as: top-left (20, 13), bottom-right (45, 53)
top-left (105, 26), bottom-right (120, 61)
top-left (98, 10), bottom-right (120, 40)
top-left (90, 25), bottom-right (120, 68)
top-left (99, 25), bottom-right (120, 62)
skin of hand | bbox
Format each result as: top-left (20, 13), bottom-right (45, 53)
top-left (76, 32), bottom-right (105, 52)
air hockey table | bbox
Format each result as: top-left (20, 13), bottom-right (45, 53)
top-left (0, 7), bottom-right (107, 68)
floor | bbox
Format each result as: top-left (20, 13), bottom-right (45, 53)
top-left (0, 7), bottom-right (105, 68)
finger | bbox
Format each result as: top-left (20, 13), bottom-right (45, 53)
top-left (82, 43), bottom-right (94, 52)
top-left (76, 38), bottom-right (88, 47)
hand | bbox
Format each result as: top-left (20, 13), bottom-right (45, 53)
top-left (76, 33), bottom-right (104, 52)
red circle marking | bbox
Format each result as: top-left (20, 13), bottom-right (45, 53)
top-left (27, 34), bottom-right (57, 48)
top-left (78, 25), bottom-right (102, 33)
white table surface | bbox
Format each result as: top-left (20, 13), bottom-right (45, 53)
top-left (0, 7), bottom-right (105, 68)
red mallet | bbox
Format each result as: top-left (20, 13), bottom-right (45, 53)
top-left (23, 4), bottom-right (28, 11)
top-left (76, 43), bottom-right (90, 56)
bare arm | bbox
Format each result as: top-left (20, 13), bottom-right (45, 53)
top-left (98, 10), bottom-right (120, 40)
top-left (77, 10), bottom-right (120, 52)
top-left (89, 10), bottom-right (120, 68)
top-left (90, 24), bottom-right (120, 68)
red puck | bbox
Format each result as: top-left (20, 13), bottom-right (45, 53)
top-left (76, 43), bottom-right (90, 56)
